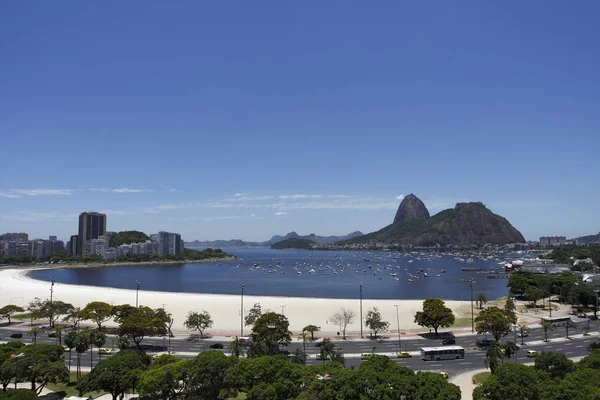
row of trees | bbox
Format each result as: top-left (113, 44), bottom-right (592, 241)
top-left (474, 350), bottom-right (600, 400)
top-left (508, 271), bottom-right (598, 315)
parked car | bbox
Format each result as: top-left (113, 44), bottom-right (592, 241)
top-left (10, 333), bottom-right (23, 339)
top-left (209, 343), bottom-right (224, 349)
top-left (48, 332), bottom-right (57, 338)
top-left (315, 339), bottom-right (331, 347)
top-left (578, 313), bottom-right (588, 319)
top-left (315, 353), bottom-right (327, 361)
top-left (527, 350), bottom-right (539, 358)
top-left (442, 338), bottom-right (456, 345)
top-left (397, 352), bottom-right (412, 358)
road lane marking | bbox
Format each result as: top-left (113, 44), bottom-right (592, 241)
top-left (460, 362), bottom-right (472, 365)
top-left (555, 348), bottom-right (563, 351)
top-left (575, 345), bottom-right (583, 348)
top-left (565, 343), bottom-right (574, 346)
top-left (566, 351), bottom-right (574, 354)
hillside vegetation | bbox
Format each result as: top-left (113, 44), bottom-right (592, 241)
top-left (109, 230), bottom-right (149, 247)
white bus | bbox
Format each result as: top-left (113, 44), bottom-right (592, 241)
top-left (541, 316), bottom-right (572, 327)
top-left (421, 346), bottom-right (465, 361)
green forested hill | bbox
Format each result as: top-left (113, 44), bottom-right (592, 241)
top-left (109, 230), bottom-right (149, 247)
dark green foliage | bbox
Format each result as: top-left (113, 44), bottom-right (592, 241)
top-left (182, 351), bottom-right (235, 400)
top-left (414, 298), bottom-right (455, 336)
top-left (109, 230), bottom-right (149, 247)
top-left (473, 363), bottom-right (548, 400)
top-left (534, 352), bottom-right (576, 379)
top-left (541, 244), bottom-right (600, 267)
top-left (271, 238), bottom-right (316, 250)
top-left (0, 390), bottom-right (40, 399)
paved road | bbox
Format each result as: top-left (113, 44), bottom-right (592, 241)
top-left (1, 318), bottom-right (598, 378)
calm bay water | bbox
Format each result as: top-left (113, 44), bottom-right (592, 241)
top-left (29, 248), bottom-right (517, 300)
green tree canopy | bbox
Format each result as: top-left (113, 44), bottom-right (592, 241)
top-left (139, 357), bottom-right (186, 400)
top-left (78, 301), bottom-right (113, 331)
top-left (116, 306), bottom-right (167, 350)
top-left (0, 305), bottom-right (25, 325)
top-left (184, 311), bottom-right (213, 339)
top-left (534, 352), bottom-right (576, 379)
top-left (364, 307), bottom-right (390, 339)
top-left (473, 363), bottom-right (549, 400)
top-left (244, 303), bottom-right (263, 327)
top-left (475, 307), bottom-right (512, 341)
top-left (414, 298), bottom-right (455, 336)
top-left (251, 312), bottom-right (292, 351)
top-left (302, 324), bottom-right (321, 341)
top-left (181, 351), bottom-right (235, 400)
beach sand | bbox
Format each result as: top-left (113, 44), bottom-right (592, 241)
top-left (0, 268), bottom-right (475, 336)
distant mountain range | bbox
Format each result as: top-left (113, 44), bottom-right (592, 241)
top-left (571, 232), bottom-right (600, 244)
top-left (340, 194), bottom-right (525, 247)
top-left (185, 231), bottom-right (364, 248)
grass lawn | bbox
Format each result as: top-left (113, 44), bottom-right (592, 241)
top-left (472, 371), bottom-right (491, 385)
top-left (11, 313), bottom-right (32, 321)
top-left (228, 393), bottom-right (247, 400)
top-left (451, 317), bottom-right (473, 329)
top-left (46, 372), bottom-right (105, 398)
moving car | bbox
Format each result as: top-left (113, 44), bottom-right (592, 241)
top-left (315, 339), bottom-right (331, 347)
top-left (209, 343), bottom-right (224, 349)
top-left (315, 353), bottom-right (327, 361)
top-left (98, 348), bottom-right (113, 355)
top-left (9, 333), bottom-right (23, 339)
top-left (476, 339), bottom-right (492, 347)
top-left (360, 353), bottom-right (373, 360)
top-left (517, 331), bottom-right (530, 337)
top-left (442, 338), bottom-right (456, 345)
top-left (439, 372), bottom-right (448, 380)
top-left (526, 350), bottom-right (539, 358)
top-left (48, 332), bottom-right (57, 338)
top-left (397, 352), bottom-right (412, 358)
top-left (63, 346), bottom-right (70, 352)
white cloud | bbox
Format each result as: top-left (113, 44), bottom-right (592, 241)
top-left (9, 189), bottom-right (74, 196)
top-left (396, 195), bottom-right (405, 201)
top-left (0, 192), bottom-right (21, 198)
top-left (233, 193), bottom-right (246, 197)
top-left (0, 211), bottom-right (77, 222)
top-left (89, 188), bottom-right (109, 193)
top-left (275, 211), bottom-right (289, 216)
top-left (112, 188), bottom-right (145, 193)
top-left (169, 189), bottom-right (178, 192)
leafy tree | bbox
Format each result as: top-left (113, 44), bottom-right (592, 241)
top-left (318, 341), bottom-right (344, 365)
top-left (484, 340), bottom-right (503, 374)
top-left (251, 312), bottom-right (291, 353)
top-left (534, 352), bottom-right (575, 379)
top-left (475, 307), bottom-right (512, 341)
top-left (181, 351), bottom-right (234, 400)
top-left (229, 337), bottom-right (245, 358)
top-left (302, 324), bottom-right (320, 341)
top-left (139, 357), bottom-right (185, 400)
top-left (541, 321), bottom-right (553, 342)
top-left (587, 341), bottom-right (600, 352)
top-left (39, 300), bottom-right (75, 328)
top-left (78, 301), bottom-right (113, 331)
top-left (473, 363), bottom-right (547, 400)
top-left (364, 307), bottom-right (390, 339)
top-left (116, 306), bottom-right (167, 351)
top-left (525, 287), bottom-right (543, 307)
top-left (74, 332), bottom-right (89, 379)
top-left (12, 344), bottom-right (67, 394)
top-left (579, 350), bottom-right (600, 369)
top-left (414, 298), bottom-right (455, 336)
top-left (77, 350), bottom-right (150, 400)
top-left (26, 298), bottom-right (43, 326)
top-left (184, 311), bottom-right (213, 339)
top-left (554, 368), bottom-right (600, 400)
top-left (330, 308), bottom-right (355, 339)
top-left (89, 330), bottom-right (107, 364)
top-left (477, 292), bottom-right (488, 309)
top-left (0, 342), bottom-right (26, 391)
top-left (289, 347), bottom-right (307, 365)
top-left (0, 305), bottom-right (25, 325)
top-left (156, 308), bottom-right (174, 339)
top-left (0, 389), bottom-right (40, 399)
top-left (244, 303), bottom-right (263, 327)
top-left (62, 306), bottom-right (81, 329)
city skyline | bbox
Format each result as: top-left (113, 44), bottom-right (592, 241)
top-left (1, 2), bottom-right (599, 241)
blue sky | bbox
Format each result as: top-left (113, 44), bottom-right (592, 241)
top-left (1, 1), bottom-right (599, 242)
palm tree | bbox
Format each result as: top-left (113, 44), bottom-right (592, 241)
top-left (74, 333), bottom-right (89, 379)
top-left (90, 331), bottom-right (107, 362)
top-left (246, 341), bottom-right (265, 358)
top-left (290, 347), bottom-right (307, 365)
top-left (565, 320), bottom-right (577, 339)
top-left (54, 326), bottom-right (65, 347)
top-left (503, 340), bottom-right (519, 361)
top-left (477, 292), bottom-right (488, 309)
top-left (229, 337), bottom-right (245, 358)
top-left (28, 326), bottom-right (40, 344)
top-left (541, 321), bottom-right (553, 342)
top-left (319, 341), bottom-right (344, 365)
top-left (484, 340), bottom-right (503, 374)
top-left (64, 331), bottom-right (78, 382)
top-left (518, 325), bottom-right (530, 346)
top-left (299, 331), bottom-right (310, 357)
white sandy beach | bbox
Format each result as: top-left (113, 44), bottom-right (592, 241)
top-left (0, 268), bottom-right (474, 335)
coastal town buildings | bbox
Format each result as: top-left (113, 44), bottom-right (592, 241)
top-left (539, 236), bottom-right (566, 246)
top-left (0, 234), bottom-right (63, 257)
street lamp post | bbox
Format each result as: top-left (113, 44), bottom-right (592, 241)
top-left (360, 282), bottom-right (363, 339)
top-left (241, 283), bottom-right (244, 338)
top-left (50, 278), bottom-right (55, 303)
top-left (11, 353), bottom-right (25, 390)
top-left (394, 305), bottom-right (401, 351)
top-left (280, 305), bottom-right (286, 315)
top-left (136, 281), bottom-right (140, 308)
top-left (469, 279), bottom-right (475, 333)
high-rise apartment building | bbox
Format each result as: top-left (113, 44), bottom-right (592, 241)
top-left (156, 231), bottom-right (183, 257)
top-left (77, 212), bottom-right (107, 256)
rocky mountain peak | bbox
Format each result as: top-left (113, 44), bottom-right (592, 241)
top-left (393, 194), bottom-right (430, 224)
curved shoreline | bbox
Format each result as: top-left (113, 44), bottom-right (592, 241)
top-left (0, 267), bottom-right (499, 335)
